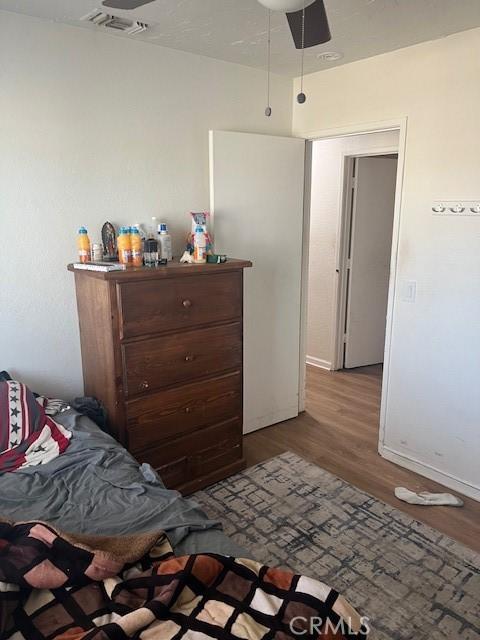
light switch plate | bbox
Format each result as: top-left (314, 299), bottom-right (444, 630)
top-left (401, 280), bottom-right (416, 303)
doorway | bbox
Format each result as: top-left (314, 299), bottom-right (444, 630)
top-left (339, 153), bottom-right (398, 369)
top-left (303, 129), bottom-right (400, 438)
top-left (209, 125), bottom-right (405, 443)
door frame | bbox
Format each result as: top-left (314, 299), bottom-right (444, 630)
top-left (333, 147), bottom-right (399, 371)
top-left (297, 117), bottom-right (408, 446)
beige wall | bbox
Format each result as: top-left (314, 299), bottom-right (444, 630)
top-left (1, 8), bottom-right (479, 498)
top-left (295, 28), bottom-right (480, 499)
top-left (0, 10), bottom-right (293, 398)
top-left (306, 131), bottom-right (399, 368)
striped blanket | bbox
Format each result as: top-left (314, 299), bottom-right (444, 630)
top-left (0, 520), bottom-right (369, 639)
top-left (0, 381), bottom-right (71, 472)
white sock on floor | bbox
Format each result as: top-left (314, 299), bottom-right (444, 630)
top-left (395, 487), bottom-right (464, 507)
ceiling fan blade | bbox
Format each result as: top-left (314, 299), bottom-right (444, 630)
top-left (286, 0), bottom-right (331, 49)
top-left (102, 0), bottom-right (155, 9)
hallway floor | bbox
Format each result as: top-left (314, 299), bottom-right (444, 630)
top-left (243, 364), bottom-right (480, 553)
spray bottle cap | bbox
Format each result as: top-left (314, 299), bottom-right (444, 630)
top-left (78, 227), bottom-right (88, 234)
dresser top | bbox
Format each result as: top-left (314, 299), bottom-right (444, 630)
top-left (67, 258), bottom-right (252, 281)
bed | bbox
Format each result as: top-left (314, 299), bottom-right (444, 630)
top-left (0, 390), bottom-right (367, 639)
top-left (0, 406), bottom-right (248, 558)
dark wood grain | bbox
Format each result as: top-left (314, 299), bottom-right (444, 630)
top-left (126, 372), bottom-right (241, 451)
top-left (70, 261), bottom-right (249, 492)
top-left (73, 274), bottom-right (126, 442)
top-left (122, 323), bottom-right (242, 396)
top-left (244, 364), bottom-right (480, 553)
top-left (133, 418), bottom-right (243, 491)
top-left (117, 272), bottom-right (242, 339)
top-left (67, 258), bottom-right (252, 281)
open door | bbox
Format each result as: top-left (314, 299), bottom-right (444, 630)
top-left (209, 130), bottom-right (305, 434)
top-left (344, 155), bottom-right (398, 368)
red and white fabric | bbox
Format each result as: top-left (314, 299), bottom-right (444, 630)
top-left (0, 380), bottom-right (71, 473)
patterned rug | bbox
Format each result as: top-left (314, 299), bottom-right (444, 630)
top-left (193, 452), bottom-right (480, 640)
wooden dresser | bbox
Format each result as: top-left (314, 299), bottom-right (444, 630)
top-left (68, 259), bottom-right (251, 493)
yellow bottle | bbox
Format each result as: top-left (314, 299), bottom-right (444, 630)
top-left (130, 227), bottom-right (143, 267)
top-left (77, 227), bottom-right (91, 263)
top-left (117, 227), bottom-right (132, 265)
top-left (193, 225), bottom-right (207, 264)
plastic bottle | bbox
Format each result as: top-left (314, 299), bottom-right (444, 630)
top-left (130, 227), bottom-right (143, 267)
top-left (144, 236), bottom-right (158, 267)
top-left (142, 219), bottom-right (157, 266)
top-left (132, 223), bottom-right (145, 241)
top-left (117, 227), bottom-right (125, 263)
top-left (193, 225), bottom-right (207, 264)
top-left (125, 227), bottom-right (133, 264)
top-left (157, 223), bottom-right (173, 261)
top-left (149, 217), bottom-right (158, 239)
top-left (117, 227), bottom-right (132, 265)
top-left (77, 227), bottom-right (91, 263)
top-left (92, 243), bottom-right (103, 262)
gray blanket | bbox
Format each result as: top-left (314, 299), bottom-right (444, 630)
top-left (0, 409), bottom-right (248, 557)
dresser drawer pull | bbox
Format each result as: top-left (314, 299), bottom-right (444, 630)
top-left (184, 355), bottom-right (194, 362)
top-left (182, 299), bottom-right (192, 308)
top-left (184, 407), bottom-right (192, 414)
top-left (139, 380), bottom-right (150, 390)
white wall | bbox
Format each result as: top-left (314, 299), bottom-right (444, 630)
top-left (306, 131), bottom-right (399, 369)
top-left (295, 28), bottom-right (480, 499)
top-left (0, 10), bottom-right (292, 399)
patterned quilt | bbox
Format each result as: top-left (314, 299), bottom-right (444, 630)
top-left (0, 520), bottom-right (369, 639)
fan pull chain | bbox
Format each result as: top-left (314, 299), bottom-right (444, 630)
top-left (297, 5), bottom-right (307, 104)
top-left (265, 9), bottom-right (272, 117)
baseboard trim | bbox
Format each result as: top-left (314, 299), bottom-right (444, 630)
top-left (306, 356), bottom-right (332, 370)
top-left (379, 444), bottom-right (480, 502)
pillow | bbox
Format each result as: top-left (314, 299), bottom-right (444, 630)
top-left (0, 371), bottom-right (40, 398)
top-left (0, 380), bottom-right (71, 473)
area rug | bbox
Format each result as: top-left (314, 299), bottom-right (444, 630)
top-left (193, 451), bottom-right (480, 640)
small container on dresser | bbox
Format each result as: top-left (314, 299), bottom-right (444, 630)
top-left (68, 259), bottom-right (252, 494)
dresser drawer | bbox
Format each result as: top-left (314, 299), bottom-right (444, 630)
top-left (126, 372), bottom-right (241, 452)
top-left (133, 418), bottom-right (242, 489)
top-left (156, 457), bottom-right (188, 489)
top-left (122, 322), bottom-right (242, 397)
top-left (117, 272), bottom-right (242, 339)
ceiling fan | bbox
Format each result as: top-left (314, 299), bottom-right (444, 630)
top-left (103, 0), bottom-right (331, 49)
top-left (258, 0), bottom-right (330, 49)
top-left (102, 0), bottom-right (154, 9)
top-left (102, 0), bottom-right (330, 113)
top-left (258, 1), bottom-right (331, 112)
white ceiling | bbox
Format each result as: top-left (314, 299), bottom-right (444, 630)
top-left (1, 0), bottom-right (480, 76)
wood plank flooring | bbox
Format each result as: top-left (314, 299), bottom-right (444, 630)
top-left (243, 364), bottom-right (480, 553)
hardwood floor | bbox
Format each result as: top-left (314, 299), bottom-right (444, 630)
top-left (243, 364), bottom-right (480, 553)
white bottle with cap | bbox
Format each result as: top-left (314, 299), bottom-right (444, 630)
top-left (157, 223), bottom-right (173, 261)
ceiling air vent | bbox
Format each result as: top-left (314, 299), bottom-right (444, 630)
top-left (81, 9), bottom-right (148, 35)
